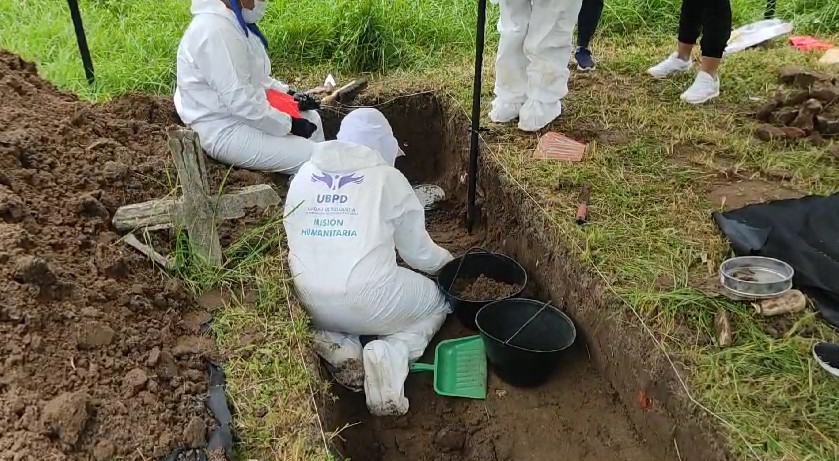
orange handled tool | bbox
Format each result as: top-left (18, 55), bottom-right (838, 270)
top-left (575, 183), bottom-right (590, 225)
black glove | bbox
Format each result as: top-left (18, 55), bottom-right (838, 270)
top-left (293, 92), bottom-right (321, 112)
top-left (290, 117), bottom-right (317, 139)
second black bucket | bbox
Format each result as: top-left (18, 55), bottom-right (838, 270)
top-left (437, 249), bottom-right (527, 330)
top-left (476, 298), bottom-right (576, 387)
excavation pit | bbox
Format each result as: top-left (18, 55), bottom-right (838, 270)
top-left (320, 94), bottom-right (728, 461)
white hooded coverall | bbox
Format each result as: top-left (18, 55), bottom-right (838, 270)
top-left (174, 0), bottom-right (325, 173)
top-left (284, 109), bottom-right (454, 416)
top-left (489, 0), bottom-right (584, 131)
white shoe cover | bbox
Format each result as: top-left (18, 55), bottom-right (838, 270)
top-left (517, 99), bottom-right (562, 132)
top-left (313, 331), bottom-right (364, 391)
top-left (680, 71), bottom-right (720, 105)
top-left (363, 340), bottom-right (410, 416)
top-left (489, 99), bottom-right (523, 123)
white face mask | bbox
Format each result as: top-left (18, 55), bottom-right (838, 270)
top-left (241, 0), bottom-right (267, 24)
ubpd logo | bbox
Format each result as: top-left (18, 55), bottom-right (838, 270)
top-left (311, 171), bottom-right (364, 204)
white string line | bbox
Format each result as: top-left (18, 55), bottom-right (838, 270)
top-left (442, 91), bottom-right (761, 459)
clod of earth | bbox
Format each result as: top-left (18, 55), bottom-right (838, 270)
top-left (817, 116), bottom-right (839, 135)
top-left (41, 392), bottom-right (91, 446)
top-left (778, 65), bottom-right (835, 89)
top-left (183, 416), bottom-right (207, 449)
top-left (790, 99), bottom-right (823, 132)
top-left (810, 84), bottom-right (839, 104)
top-left (123, 368), bottom-right (149, 396)
top-left (754, 124), bottom-right (786, 141)
top-left (770, 106), bottom-right (800, 126)
top-left (753, 289), bottom-right (807, 316)
top-left (173, 335), bottom-right (217, 357)
top-left (92, 440), bottom-right (116, 461)
top-left (779, 126), bottom-right (807, 139)
top-left (76, 321), bottom-right (115, 349)
top-left (75, 193), bottom-right (110, 220)
top-left (0, 188), bottom-right (25, 223)
top-left (829, 144), bottom-right (839, 160)
top-left (12, 255), bottom-right (56, 286)
top-left (714, 309), bottom-right (733, 347)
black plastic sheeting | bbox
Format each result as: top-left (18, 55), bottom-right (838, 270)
top-left (713, 194), bottom-right (839, 328)
top-left (162, 362), bottom-right (236, 461)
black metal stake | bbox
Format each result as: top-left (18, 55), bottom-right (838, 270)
top-left (67, 0), bottom-right (95, 85)
top-left (466, 0), bottom-right (488, 233)
top-left (764, 0), bottom-right (777, 19)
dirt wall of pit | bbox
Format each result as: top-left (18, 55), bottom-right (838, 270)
top-left (474, 124), bottom-right (732, 461)
top-left (321, 92), bottom-right (731, 461)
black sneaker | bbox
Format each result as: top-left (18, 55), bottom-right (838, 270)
top-left (575, 47), bottom-right (596, 72)
top-left (813, 342), bottom-right (839, 378)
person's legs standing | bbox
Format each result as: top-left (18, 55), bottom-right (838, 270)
top-left (490, 0), bottom-right (532, 123)
top-left (681, 0), bottom-right (731, 103)
top-left (575, 0), bottom-right (604, 71)
top-left (518, 0), bottom-right (583, 132)
top-left (647, 0), bottom-right (701, 79)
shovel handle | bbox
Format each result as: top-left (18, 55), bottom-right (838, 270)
top-left (409, 362), bottom-right (435, 373)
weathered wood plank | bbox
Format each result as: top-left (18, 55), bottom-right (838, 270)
top-left (111, 185), bottom-right (279, 232)
top-left (169, 129), bottom-right (222, 265)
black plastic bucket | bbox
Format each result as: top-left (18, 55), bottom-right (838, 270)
top-left (437, 249), bottom-right (527, 330)
top-left (476, 298), bottom-right (576, 387)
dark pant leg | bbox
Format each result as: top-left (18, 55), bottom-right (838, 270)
top-left (677, 0), bottom-right (703, 46)
top-left (699, 0), bottom-right (732, 58)
top-left (576, 0), bottom-right (604, 49)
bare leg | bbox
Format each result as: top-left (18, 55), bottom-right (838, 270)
top-left (677, 41), bottom-right (694, 61)
top-left (700, 57), bottom-right (722, 76)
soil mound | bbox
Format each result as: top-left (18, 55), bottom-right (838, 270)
top-left (0, 51), bottom-right (214, 460)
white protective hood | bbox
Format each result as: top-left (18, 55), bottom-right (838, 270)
top-left (336, 108), bottom-right (405, 167)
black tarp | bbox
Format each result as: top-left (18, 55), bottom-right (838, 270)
top-left (713, 194), bottom-right (839, 328)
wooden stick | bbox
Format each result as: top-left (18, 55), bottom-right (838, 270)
top-left (122, 233), bottom-right (173, 270)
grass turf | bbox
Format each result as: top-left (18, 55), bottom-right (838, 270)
top-left (2, 0), bottom-right (839, 459)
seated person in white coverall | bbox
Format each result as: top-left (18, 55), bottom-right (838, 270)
top-left (283, 109), bottom-right (454, 416)
top-left (174, 0), bottom-right (325, 173)
top-left (489, 0), bottom-right (583, 132)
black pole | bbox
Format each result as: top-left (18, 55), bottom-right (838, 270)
top-left (67, 0), bottom-right (95, 85)
top-left (466, 0), bottom-right (488, 233)
top-left (764, 0), bottom-right (776, 19)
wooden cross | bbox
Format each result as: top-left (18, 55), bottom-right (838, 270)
top-left (112, 129), bottom-right (280, 266)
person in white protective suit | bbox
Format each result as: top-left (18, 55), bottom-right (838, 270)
top-left (174, 0), bottom-right (325, 173)
top-left (283, 108), bottom-right (454, 416)
top-left (489, 0), bottom-right (584, 132)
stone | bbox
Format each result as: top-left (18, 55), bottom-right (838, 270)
top-left (12, 256), bottom-right (56, 286)
top-left (779, 126), bottom-right (807, 139)
top-left (93, 440), bottom-right (116, 461)
top-left (146, 347), bottom-right (161, 367)
top-left (778, 65), bottom-right (833, 89)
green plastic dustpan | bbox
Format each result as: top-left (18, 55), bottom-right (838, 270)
top-left (409, 335), bottom-right (487, 399)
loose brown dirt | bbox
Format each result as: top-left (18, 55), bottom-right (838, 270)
top-left (0, 51), bottom-right (218, 460)
top-left (452, 275), bottom-right (519, 301)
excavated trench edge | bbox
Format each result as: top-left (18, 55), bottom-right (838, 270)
top-left (317, 92), bottom-right (730, 461)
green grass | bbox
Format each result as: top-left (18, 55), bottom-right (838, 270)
top-left (2, 0), bottom-right (838, 99)
top-left (3, 0), bottom-right (839, 460)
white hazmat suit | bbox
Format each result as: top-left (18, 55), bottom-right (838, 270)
top-left (489, 0), bottom-right (584, 131)
top-left (284, 109), bottom-right (454, 416)
top-left (175, 0), bottom-right (324, 173)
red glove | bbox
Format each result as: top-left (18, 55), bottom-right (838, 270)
top-left (266, 89), bottom-right (302, 118)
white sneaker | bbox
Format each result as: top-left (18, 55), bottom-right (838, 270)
top-left (489, 100), bottom-right (522, 123)
top-left (647, 53), bottom-right (692, 79)
top-left (680, 71), bottom-right (720, 104)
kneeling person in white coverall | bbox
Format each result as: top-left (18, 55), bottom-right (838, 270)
top-left (489, 0), bottom-right (584, 131)
top-left (175, 0), bottom-right (325, 173)
top-left (284, 109), bottom-right (454, 416)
